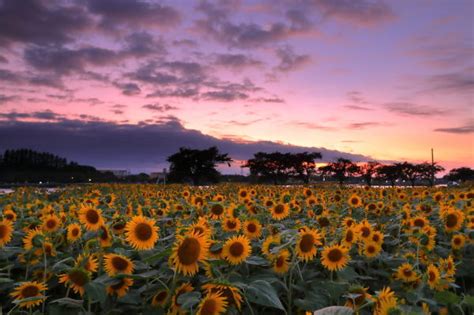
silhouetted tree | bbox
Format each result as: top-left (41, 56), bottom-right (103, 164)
top-left (444, 167), bottom-right (474, 182)
top-left (376, 164), bottom-right (403, 186)
top-left (358, 161), bottom-right (381, 187)
top-left (417, 162), bottom-right (445, 186)
top-left (319, 158), bottom-right (360, 185)
top-left (167, 147), bottom-right (232, 185)
top-left (289, 152), bottom-right (322, 183)
top-left (244, 152), bottom-right (292, 184)
top-left (398, 162), bottom-right (420, 187)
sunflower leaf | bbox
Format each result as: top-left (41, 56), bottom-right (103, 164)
top-left (177, 291), bottom-right (201, 310)
top-left (245, 280), bottom-right (285, 310)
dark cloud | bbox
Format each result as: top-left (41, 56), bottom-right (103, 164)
top-left (24, 46), bottom-right (122, 75)
top-left (0, 110), bottom-right (62, 121)
top-left (424, 68), bottom-right (474, 94)
top-left (384, 102), bottom-right (448, 116)
top-left (0, 0), bottom-right (92, 46)
top-left (28, 75), bottom-right (64, 89)
top-left (0, 94), bottom-right (19, 104)
top-left (275, 46), bottom-right (311, 72)
top-left (195, 1), bottom-right (310, 48)
top-left (0, 68), bottom-right (22, 83)
top-left (346, 91), bottom-right (368, 104)
top-left (142, 104), bottom-right (178, 112)
top-left (289, 121), bottom-right (335, 131)
top-left (214, 53), bottom-right (263, 69)
top-left (344, 105), bottom-right (372, 111)
top-left (172, 39), bottom-right (198, 47)
top-left (0, 55), bottom-right (8, 63)
top-left (203, 79), bottom-right (260, 102)
top-left (146, 88), bottom-right (200, 99)
top-left (123, 32), bottom-right (167, 57)
top-left (347, 122), bottom-right (382, 129)
top-left (0, 118), bottom-right (371, 172)
top-left (114, 82), bottom-right (141, 96)
top-left (253, 97), bottom-right (285, 103)
top-left (128, 62), bottom-right (180, 85)
top-left (313, 0), bottom-right (395, 27)
top-left (86, 0), bottom-right (181, 30)
top-left (434, 122), bottom-right (474, 134)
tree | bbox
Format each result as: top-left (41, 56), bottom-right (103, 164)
top-left (167, 147), bottom-right (232, 185)
top-left (319, 158), bottom-right (360, 185)
top-left (417, 162), bottom-right (445, 186)
top-left (288, 152), bottom-right (322, 183)
top-left (244, 152), bottom-right (292, 184)
top-left (445, 167), bottom-right (474, 182)
top-left (358, 161), bottom-right (381, 187)
top-left (376, 164), bottom-right (403, 186)
top-left (398, 162), bottom-right (420, 187)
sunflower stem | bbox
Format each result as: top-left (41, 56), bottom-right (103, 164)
top-left (42, 242), bottom-right (47, 314)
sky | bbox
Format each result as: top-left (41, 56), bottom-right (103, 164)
top-left (0, 0), bottom-right (473, 173)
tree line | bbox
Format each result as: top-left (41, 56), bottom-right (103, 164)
top-left (1, 147), bottom-right (473, 185)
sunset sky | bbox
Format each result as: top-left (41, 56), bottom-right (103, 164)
top-left (0, 0), bottom-right (472, 173)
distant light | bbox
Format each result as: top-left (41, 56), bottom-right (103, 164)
top-left (88, 178), bottom-right (92, 182)
top-left (71, 177), bottom-right (74, 180)
top-left (39, 181), bottom-right (42, 184)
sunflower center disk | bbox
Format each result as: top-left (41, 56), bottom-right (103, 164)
top-left (229, 242), bottom-right (244, 257)
top-left (299, 234), bottom-right (314, 252)
top-left (112, 257), bottom-right (129, 271)
top-left (178, 238), bottom-right (201, 265)
top-left (328, 249), bottom-right (343, 262)
top-left (21, 285), bottom-right (39, 297)
top-left (135, 223), bottom-right (153, 241)
top-left (86, 210), bottom-right (99, 224)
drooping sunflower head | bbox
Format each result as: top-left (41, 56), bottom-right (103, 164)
top-left (296, 228), bottom-right (322, 262)
top-left (0, 219), bottom-right (14, 247)
top-left (171, 231), bottom-right (209, 276)
top-left (197, 291), bottom-right (228, 315)
top-left (426, 264), bottom-right (440, 289)
top-left (202, 283), bottom-right (243, 311)
top-left (273, 249), bottom-right (291, 274)
top-left (10, 281), bottom-right (48, 309)
top-left (58, 267), bottom-right (90, 296)
top-left (222, 235), bottom-right (251, 265)
top-left (151, 289), bottom-right (169, 307)
top-left (106, 277), bottom-right (133, 297)
top-left (103, 253), bottom-right (134, 276)
top-left (321, 244), bottom-right (350, 271)
top-left (262, 235), bottom-right (281, 259)
top-left (171, 282), bottom-right (194, 314)
top-left (125, 215), bottom-right (159, 250)
top-left (23, 228), bottom-right (44, 250)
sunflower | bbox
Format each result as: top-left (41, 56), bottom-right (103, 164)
top-left (103, 253), bottom-right (134, 276)
top-left (345, 286), bottom-right (372, 310)
top-left (202, 283), bottom-right (243, 311)
top-left (363, 241), bottom-right (382, 258)
top-left (79, 206), bottom-right (104, 231)
top-left (238, 188), bottom-right (250, 200)
top-left (342, 227), bottom-right (358, 248)
top-left (394, 263), bottom-right (418, 283)
top-left (76, 254), bottom-right (98, 273)
top-left (197, 292), bottom-right (228, 315)
top-left (151, 290), bottom-right (169, 307)
top-left (357, 220), bottom-right (373, 240)
top-left (273, 249), bottom-right (291, 274)
top-left (243, 219), bottom-right (262, 239)
top-left (443, 209), bottom-right (464, 232)
top-left (222, 217), bottom-right (241, 232)
top-left (170, 231), bottom-right (209, 276)
top-left (67, 223), bottom-right (82, 242)
top-left (321, 244), bottom-right (350, 271)
top-left (58, 268), bottom-right (90, 296)
top-left (348, 194), bottom-right (362, 208)
top-left (296, 228), bottom-right (322, 261)
top-left (125, 215), bottom-right (159, 250)
top-left (98, 224), bottom-right (112, 248)
top-left (439, 255), bottom-right (456, 276)
top-left (10, 281), bottom-right (47, 309)
top-left (170, 282), bottom-right (194, 315)
top-left (42, 214), bottom-right (61, 232)
top-left (222, 235), bottom-right (251, 265)
top-left (3, 209), bottom-right (17, 222)
top-left (374, 288), bottom-right (398, 315)
top-left (426, 264), bottom-right (440, 289)
top-left (107, 277), bottom-right (133, 297)
top-left (209, 203), bottom-right (226, 220)
top-left (23, 228), bottom-right (44, 250)
top-left (451, 234), bottom-right (465, 250)
top-left (0, 219), bottom-right (14, 247)
top-left (270, 203), bottom-right (290, 220)
top-left (262, 235), bottom-right (281, 259)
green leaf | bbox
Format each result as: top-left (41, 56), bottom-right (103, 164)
top-left (337, 267), bottom-right (358, 281)
top-left (246, 256), bottom-right (270, 266)
top-left (143, 248), bottom-right (172, 264)
top-left (245, 280), bottom-right (285, 311)
top-left (462, 295), bottom-right (474, 307)
top-left (0, 277), bottom-right (13, 283)
top-left (177, 291), bottom-right (201, 310)
top-left (85, 281), bottom-right (107, 305)
top-left (50, 297), bottom-right (84, 308)
top-left (434, 291), bottom-right (461, 305)
top-left (313, 306), bottom-right (354, 315)
top-left (13, 295), bottom-right (46, 304)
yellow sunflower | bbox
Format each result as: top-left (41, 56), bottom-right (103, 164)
top-left (394, 263), bottom-right (418, 282)
top-left (342, 227), bottom-right (358, 248)
top-left (107, 277), bottom-right (133, 297)
top-left (0, 219), bottom-right (14, 247)
top-left (10, 281), bottom-right (47, 309)
top-left (262, 235), bottom-right (281, 259)
top-left (170, 282), bottom-right (194, 315)
top-left (58, 268), bottom-right (90, 296)
top-left (348, 194), bottom-right (362, 208)
top-left (321, 244), bottom-right (350, 271)
top-left (209, 203), bottom-right (226, 220)
top-left (357, 220), bottom-right (373, 240)
top-left (75, 254), bottom-right (98, 273)
top-left (125, 215), bottom-right (159, 250)
top-left (273, 249), bottom-right (291, 274)
top-left (270, 203), bottom-right (290, 220)
top-left (98, 224), bottom-right (112, 248)
top-left (78, 206), bottom-right (104, 231)
top-left (451, 234), bottom-right (466, 250)
top-left (243, 219), bottom-right (262, 239)
top-left (170, 231), bottom-right (209, 276)
top-left (3, 209), bottom-right (17, 222)
top-left (426, 264), bottom-right (440, 289)
top-left (151, 289), bottom-right (169, 307)
top-left (196, 292), bottom-right (228, 315)
top-left (23, 228), bottom-right (44, 250)
top-left (202, 283), bottom-right (243, 311)
top-left (66, 223), bottom-right (82, 242)
top-left (363, 241), bottom-right (382, 258)
top-left (103, 253), bottom-right (134, 276)
top-left (443, 209), bottom-right (464, 232)
top-left (222, 235), bottom-right (251, 265)
top-left (296, 228), bottom-right (322, 261)
top-left (42, 214), bottom-right (61, 232)
top-left (222, 217), bottom-right (241, 232)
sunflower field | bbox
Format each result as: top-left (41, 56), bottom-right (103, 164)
top-left (0, 184), bottom-right (473, 315)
